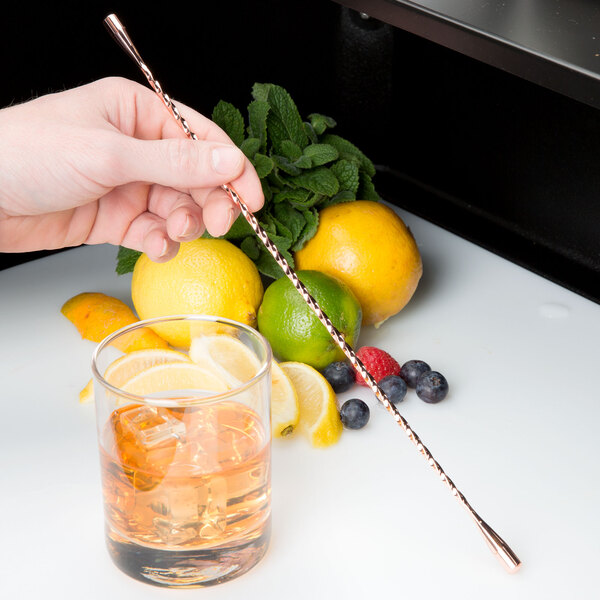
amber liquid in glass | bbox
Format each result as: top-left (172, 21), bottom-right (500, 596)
top-left (99, 400), bottom-right (271, 587)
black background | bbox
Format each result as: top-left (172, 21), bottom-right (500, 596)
top-left (2, 1), bottom-right (599, 303)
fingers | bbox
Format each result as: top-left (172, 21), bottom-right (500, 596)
top-left (111, 136), bottom-right (264, 236)
top-left (102, 79), bottom-right (265, 215)
top-left (121, 212), bottom-right (179, 263)
top-left (114, 137), bottom-right (246, 191)
top-left (201, 188), bottom-right (238, 237)
top-left (146, 186), bottom-right (205, 241)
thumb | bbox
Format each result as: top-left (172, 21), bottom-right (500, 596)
top-left (114, 137), bottom-right (245, 189)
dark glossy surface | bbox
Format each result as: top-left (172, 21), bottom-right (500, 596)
top-left (404, 1), bottom-right (600, 75)
top-left (338, 0), bottom-right (600, 109)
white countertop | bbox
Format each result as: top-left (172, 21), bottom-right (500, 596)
top-left (1, 207), bottom-right (598, 599)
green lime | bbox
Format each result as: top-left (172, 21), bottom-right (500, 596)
top-left (257, 270), bottom-right (362, 370)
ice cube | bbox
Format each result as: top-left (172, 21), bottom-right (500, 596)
top-left (153, 518), bottom-right (199, 545)
top-left (150, 486), bottom-right (205, 545)
top-left (119, 405), bottom-right (186, 448)
top-left (198, 476), bottom-right (227, 540)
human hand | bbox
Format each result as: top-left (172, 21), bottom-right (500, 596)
top-left (0, 77), bottom-right (263, 261)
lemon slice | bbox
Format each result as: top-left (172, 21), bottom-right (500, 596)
top-left (122, 362), bottom-right (229, 396)
top-left (106, 348), bottom-right (192, 386)
top-left (271, 361), bottom-right (300, 438)
top-left (79, 348), bottom-right (192, 403)
top-left (280, 362), bottom-right (342, 448)
top-left (79, 378), bottom-right (95, 404)
top-left (189, 335), bottom-right (262, 385)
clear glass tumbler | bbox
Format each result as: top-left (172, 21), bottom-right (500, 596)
top-left (92, 315), bottom-right (272, 588)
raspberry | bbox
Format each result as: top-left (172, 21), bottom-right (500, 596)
top-left (354, 346), bottom-right (401, 386)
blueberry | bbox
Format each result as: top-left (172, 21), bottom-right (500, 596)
top-left (339, 399), bottom-right (370, 429)
top-left (416, 371), bottom-right (449, 403)
top-left (400, 360), bottom-right (431, 388)
top-left (322, 361), bottom-right (355, 393)
top-left (378, 375), bottom-right (407, 404)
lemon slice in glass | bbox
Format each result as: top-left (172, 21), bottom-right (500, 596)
top-left (189, 335), bottom-right (262, 387)
top-left (80, 348), bottom-right (192, 403)
top-left (280, 362), bottom-right (342, 448)
top-left (271, 361), bottom-right (300, 438)
top-left (121, 362), bottom-right (229, 396)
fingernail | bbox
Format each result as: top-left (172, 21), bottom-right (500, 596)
top-left (217, 208), bottom-right (234, 237)
top-left (224, 208), bottom-right (234, 232)
top-left (212, 146), bottom-right (242, 175)
top-left (180, 215), bottom-right (198, 238)
top-left (158, 238), bottom-right (169, 258)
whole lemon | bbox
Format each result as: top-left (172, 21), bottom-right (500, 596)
top-left (295, 201), bottom-right (422, 327)
top-left (257, 270), bottom-right (361, 370)
top-left (131, 239), bottom-right (263, 347)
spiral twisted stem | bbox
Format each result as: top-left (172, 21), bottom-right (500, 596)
top-left (104, 13), bottom-right (521, 573)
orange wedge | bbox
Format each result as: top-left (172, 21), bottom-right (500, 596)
top-left (61, 292), bottom-right (168, 352)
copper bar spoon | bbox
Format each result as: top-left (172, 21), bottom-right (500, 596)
top-left (104, 13), bottom-right (521, 573)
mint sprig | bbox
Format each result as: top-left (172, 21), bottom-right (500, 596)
top-left (212, 83), bottom-right (379, 279)
top-left (116, 83), bottom-right (378, 277)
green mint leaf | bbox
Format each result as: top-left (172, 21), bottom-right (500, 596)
top-left (256, 241), bottom-right (295, 279)
top-left (240, 235), bottom-right (261, 261)
top-left (331, 159), bottom-right (359, 193)
top-left (252, 153), bottom-right (274, 178)
top-left (275, 189), bottom-right (321, 208)
top-left (251, 82), bottom-right (271, 103)
top-left (300, 192), bottom-right (323, 208)
top-left (303, 122), bottom-right (319, 144)
top-left (293, 155), bottom-right (313, 169)
top-left (273, 203), bottom-right (306, 242)
top-left (241, 137), bottom-right (261, 158)
top-left (247, 100), bottom-right (270, 149)
top-left (357, 171), bottom-right (380, 201)
top-left (267, 169), bottom-right (290, 190)
top-left (291, 167), bottom-right (339, 196)
top-left (265, 113), bottom-right (290, 153)
top-left (254, 228), bottom-right (294, 279)
top-left (211, 100), bottom-right (245, 147)
top-left (261, 178), bottom-right (273, 202)
top-left (272, 154), bottom-right (302, 176)
top-left (280, 140), bottom-right (303, 161)
top-left (317, 190), bottom-right (356, 209)
top-left (116, 246), bottom-right (142, 275)
top-left (303, 143), bottom-right (339, 167)
top-left (265, 84), bottom-right (308, 149)
top-left (222, 213), bottom-right (255, 240)
top-left (320, 134), bottom-right (375, 177)
top-left (273, 188), bottom-right (311, 204)
top-left (264, 213), bottom-right (293, 243)
top-left (308, 113), bottom-right (337, 135)
top-left (291, 207), bottom-right (319, 251)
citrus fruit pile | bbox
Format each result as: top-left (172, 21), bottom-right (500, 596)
top-left (62, 200), bottom-right (427, 449)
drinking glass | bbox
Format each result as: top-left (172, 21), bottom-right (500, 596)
top-left (92, 315), bottom-right (272, 588)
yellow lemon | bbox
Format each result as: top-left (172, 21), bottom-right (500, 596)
top-left (131, 239), bottom-right (264, 348)
top-left (295, 201), bottom-right (422, 327)
top-left (80, 348), bottom-right (191, 404)
top-left (189, 334), bottom-right (262, 386)
top-left (79, 379), bottom-right (95, 404)
top-left (189, 335), bottom-right (299, 437)
top-left (121, 362), bottom-right (229, 396)
top-left (271, 361), bottom-right (300, 438)
top-left (280, 362), bottom-right (342, 448)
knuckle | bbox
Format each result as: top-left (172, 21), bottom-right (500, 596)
top-left (165, 139), bottom-right (199, 176)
